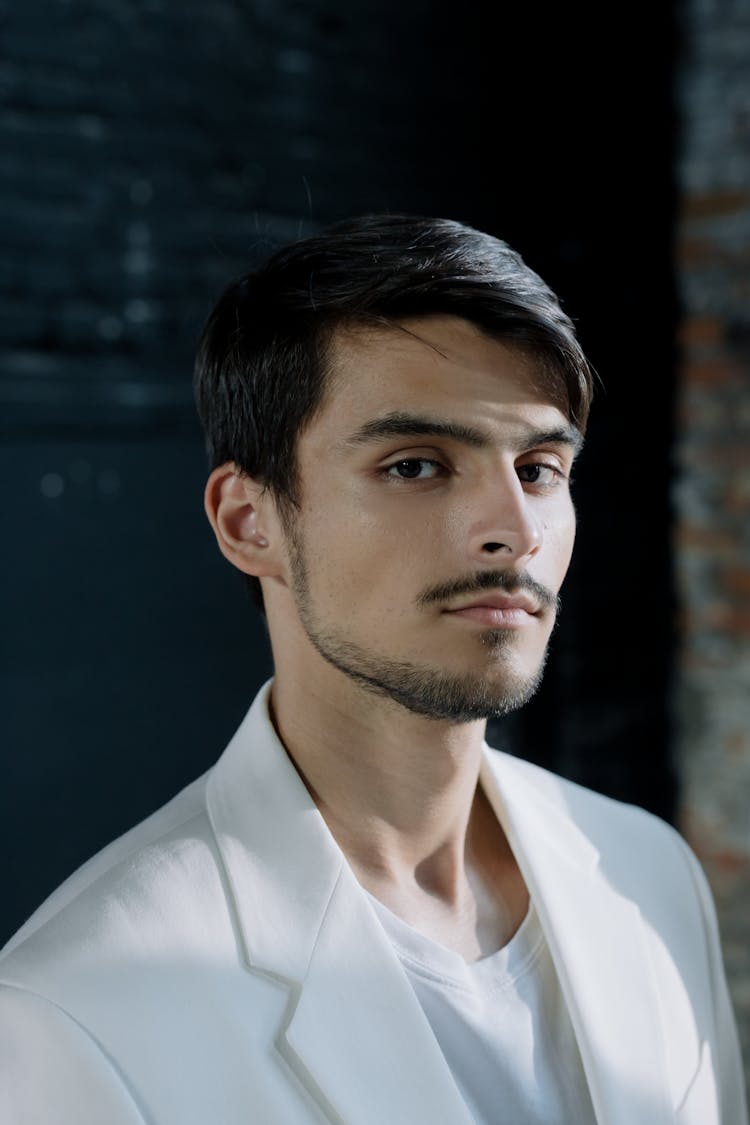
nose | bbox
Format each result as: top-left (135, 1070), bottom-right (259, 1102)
top-left (465, 469), bottom-right (543, 566)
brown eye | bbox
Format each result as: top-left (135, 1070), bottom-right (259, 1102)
top-left (385, 459), bottom-right (441, 480)
top-left (517, 463), bottom-right (563, 486)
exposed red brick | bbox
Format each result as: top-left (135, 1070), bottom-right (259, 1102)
top-left (723, 567), bottom-right (750, 596)
top-left (725, 486), bottom-right (750, 516)
top-left (726, 608), bottom-right (750, 636)
top-left (676, 11), bottom-right (750, 1073)
top-left (712, 849), bottom-right (750, 876)
top-left (680, 602), bottom-right (750, 636)
top-left (725, 730), bottom-right (748, 760)
top-left (681, 358), bottom-right (742, 386)
top-left (677, 523), bottom-right (739, 553)
top-left (677, 315), bottom-right (725, 348)
top-left (677, 238), bottom-right (750, 268)
top-left (675, 393), bottom-right (731, 429)
top-left (676, 237), bottom-right (719, 267)
top-left (679, 808), bottom-right (750, 874)
top-left (680, 441), bottom-right (750, 468)
top-left (679, 807), bottom-right (722, 859)
top-left (680, 189), bottom-right (750, 218)
top-left (703, 443), bottom-right (750, 466)
top-left (683, 601), bottom-right (734, 629)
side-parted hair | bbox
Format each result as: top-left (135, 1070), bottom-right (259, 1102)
top-left (194, 213), bottom-right (595, 612)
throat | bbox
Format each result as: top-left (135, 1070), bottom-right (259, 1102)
top-left (362, 858), bottom-right (529, 962)
top-left (356, 786), bottom-right (530, 962)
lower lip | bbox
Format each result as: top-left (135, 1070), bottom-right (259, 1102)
top-left (445, 606), bottom-right (536, 627)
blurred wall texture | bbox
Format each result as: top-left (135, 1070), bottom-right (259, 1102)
top-left (0, 0), bottom-right (746, 1088)
top-left (674, 0), bottom-right (750, 1079)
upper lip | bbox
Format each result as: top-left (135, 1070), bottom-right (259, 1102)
top-left (446, 592), bottom-right (541, 615)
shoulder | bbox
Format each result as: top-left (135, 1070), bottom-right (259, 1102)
top-left (487, 745), bottom-right (680, 842)
top-left (0, 771), bottom-right (233, 1000)
top-left (485, 747), bottom-right (732, 1009)
top-left (483, 748), bottom-right (734, 1037)
top-left (484, 746), bottom-right (710, 922)
top-left (0, 984), bottom-right (149, 1124)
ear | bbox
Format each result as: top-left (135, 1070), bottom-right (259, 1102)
top-left (203, 463), bottom-right (282, 579)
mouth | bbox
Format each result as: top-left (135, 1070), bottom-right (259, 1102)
top-left (442, 592), bottom-right (541, 628)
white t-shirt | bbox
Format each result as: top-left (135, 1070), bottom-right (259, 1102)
top-left (368, 895), bottom-right (598, 1125)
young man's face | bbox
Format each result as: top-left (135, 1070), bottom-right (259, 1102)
top-left (274, 315), bottom-right (581, 721)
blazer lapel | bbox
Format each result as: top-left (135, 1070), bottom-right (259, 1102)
top-left (481, 747), bottom-right (674, 1125)
top-left (206, 681), bottom-right (474, 1125)
top-left (207, 680), bottom-right (673, 1124)
top-left (285, 863), bottom-right (476, 1125)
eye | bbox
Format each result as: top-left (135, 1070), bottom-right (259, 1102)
top-left (383, 458), bottom-right (443, 481)
top-left (516, 462), bottom-right (566, 488)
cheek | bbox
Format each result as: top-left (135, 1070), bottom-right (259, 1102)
top-left (544, 504), bottom-right (576, 576)
top-left (297, 495), bottom-right (438, 614)
top-left (293, 506), bottom-right (393, 598)
top-left (306, 476), bottom-right (438, 559)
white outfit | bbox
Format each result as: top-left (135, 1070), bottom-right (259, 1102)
top-left (368, 894), bottom-right (598, 1124)
top-left (0, 679), bottom-right (747, 1124)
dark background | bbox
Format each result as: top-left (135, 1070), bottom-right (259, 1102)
top-left (1, 2), bottom-right (678, 943)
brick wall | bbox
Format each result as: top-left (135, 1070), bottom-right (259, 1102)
top-left (674, 0), bottom-right (750, 1085)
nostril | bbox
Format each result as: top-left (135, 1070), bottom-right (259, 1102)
top-left (483, 542), bottom-right (511, 554)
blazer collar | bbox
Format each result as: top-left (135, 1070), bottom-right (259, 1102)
top-left (206, 679), bottom-right (343, 982)
top-left (206, 680), bottom-right (476, 1125)
top-left (207, 680), bottom-right (672, 1125)
top-left (481, 749), bottom-right (673, 1125)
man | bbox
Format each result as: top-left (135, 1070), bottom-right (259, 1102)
top-left (1, 215), bottom-right (746, 1124)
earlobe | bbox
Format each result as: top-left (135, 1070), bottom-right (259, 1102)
top-left (203, 464), bottom-right (277, 577)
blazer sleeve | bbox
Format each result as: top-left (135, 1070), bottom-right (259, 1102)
top-left (673, 834), bottom-right (749, 1125)
top-left (0, 984), bottom-right (148, 1125)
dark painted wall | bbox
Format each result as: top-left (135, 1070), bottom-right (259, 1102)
top-left (1, 2), bottom-right (677, 942)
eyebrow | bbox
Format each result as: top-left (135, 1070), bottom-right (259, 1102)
top-left (341, 411), bottom-right (585, 456)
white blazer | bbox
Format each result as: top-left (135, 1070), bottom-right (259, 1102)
top-left (1, 680), bottom-right (746, 1125)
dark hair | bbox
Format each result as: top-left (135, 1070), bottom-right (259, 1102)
top-left (194, 213), bottom-right (595, 613)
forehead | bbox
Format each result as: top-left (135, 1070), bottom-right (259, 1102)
top-left (314, 315), bottom-right (571, 438)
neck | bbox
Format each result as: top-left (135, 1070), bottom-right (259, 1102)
top-left (269, 660), bottom-right (487, 900)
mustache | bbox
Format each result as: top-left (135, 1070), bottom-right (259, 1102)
top-left (418, 570), bottom-right (560, 615)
